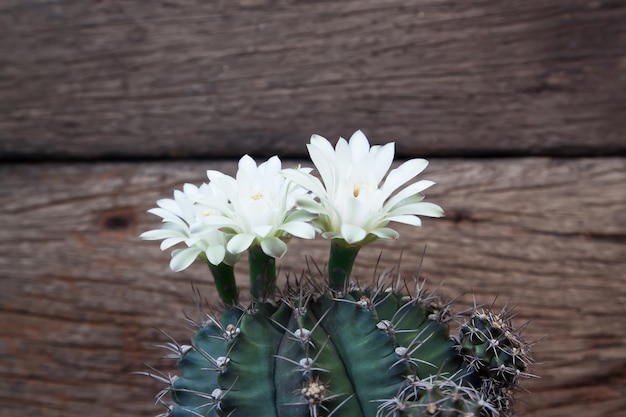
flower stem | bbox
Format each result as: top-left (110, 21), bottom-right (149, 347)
top-left (249, 245), bottom-right (276, 301)
top-left (328, 239), bottom-right (361, 290)
top-left (204, 260), bottom-right (239, 306)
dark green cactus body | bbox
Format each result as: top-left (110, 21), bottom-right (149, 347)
top-left (158, 288), bottom-right (531, 417)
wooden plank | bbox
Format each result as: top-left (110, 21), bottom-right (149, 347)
top-left (2, 0), bottom-right (625, 159)
top-left (1, 157), bottom-right (625, 416)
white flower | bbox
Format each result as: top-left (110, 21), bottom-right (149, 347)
top-left (139, 183), bottom-right (235, 272)
top-left (191, 155), bottom-right (316, 259)
top-left (282, 130), bottom-right (444, 245)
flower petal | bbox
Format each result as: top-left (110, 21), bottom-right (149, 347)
top-left (340, 224), bottom-right (367, 244)
top-left (386, 215), bottom-right (422, 226)
top-left (139, 228), bottom-right (183, 241)
top-left (285, 209), bottom-right (317, 223)
top-left (238, 154), bottom-right (258, 175)
top-left (384, 180), bottom-right (434, 210)
top-left (279, 221), bottom-right (316, 239)
top-left (260, 237), bottom-right (288, 259)
top-left (160, 237), bottom-right (186, 251)
top-left (295, 196), bottom-right (326, 214)
top-left (197, 215), bottom-right (240, 228)
top-left (369, 228), bottom-right (400, 240)
top-left (227, 233), bottom-right (256, 254)
top-left (253, 225), bottom-right (274, 238)
top-left (205, 245), bottom-right (226, 266)
top-left (389, 202), bottom-right (445, 218)
top-left (170, 247), bottom-right (202, 272)
top-left (156, 198), bottom-right (184, 215)
top-left (263, 155), bottom-right (282, 175)
top-left (282, 168), bottom-right (327, 198)
top-left (307, 142), bottom-right (336, 193)
top-left (147, 208), bottom-right (187, 228)
top-left (321, 231), bottom-right (342, 239)
top-left (381, 159), bottom-right (429, 198)
top-left (348, 130), bottom-right (371, 160)
top-left (372, 142), bottom-right (395, 184)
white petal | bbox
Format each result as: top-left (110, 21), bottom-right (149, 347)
top-left (343, 195), bottom-right (372, 227)
top-left (295, 196), bottom-right (326, 214)
top-left (160, 237), bottom-right (186, 250)
top-left (335, 138), bottom-right (351, 166)
top-left (386, 215), bottom-right (422, 226)
top-left (307, 140), bottom-right (335, 190)
top-left (170, 247), bottom-right (202, 272)
top-left (182, 183), bottom-right (200, 195)
top-left (205, 245), bottom-right (226, 266)
top-left (260, 237), bottom-right (288, 259)
top-left (206, 169), bottom-right (227, 183)
top-left (390, 202), bottom-right (445, 218)
top-left (238, 154), bottom-right (257, 174)
top-left (285, 209), bottom-right (317, 223)
top-left (381, 159), bottom-right (429, 197)
top-left (262, 155), bottom-right (282, 175)
top-left (348, 130), bottom-right (371, 160)
top-left (282, 169), bottom-right (327, 199)
top-left (384, 180), bottom-right (434, 209)
top-left (226, 233), bottom-right (256, 254)
top-left (139, 228), bottom-right (182, 240)
top-left (198, 215), bottom-right (239, 228)
top-left (253, 225), bottom-right (274, 238)
top-left (279, 221), bottom-right (316, 239)
top-left (156, 198), bottom-right (183, 215)
top-left (372, 142), bottom-right (395, 183)
top-left (190, 222), bottom-right (217, 235)
top-left (212, 177), bottom-right (239, 204)
top-left (310, 134), bottom-right (336, 158)
top-left (309, 134), bottom-right (337, 186)
top-left (147, 208), bottom-right (187, 228)
top-left (370, 228), bottom-right (400, 240)
top-left (321, 231), bottom-right (342, 239)
top-left (340, 224), bottom-right (367, 244)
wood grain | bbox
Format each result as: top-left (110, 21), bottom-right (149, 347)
top-left (2, 0), bottom-right (625, 160)
top-left (1, 158), bottom-right (624, 417)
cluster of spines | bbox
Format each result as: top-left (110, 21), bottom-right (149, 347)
top-left (454, 309), bottom-right (535, 415)
top-left (142, 279), bottom-right (533, 417)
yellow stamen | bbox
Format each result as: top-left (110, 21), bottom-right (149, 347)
top-left (250, 192), bottom-right (264, 201)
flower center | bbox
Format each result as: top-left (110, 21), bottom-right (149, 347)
top-left (250, 192), bottom-right (264, 201)
top-left (352, 181), bottom-right (371, 197)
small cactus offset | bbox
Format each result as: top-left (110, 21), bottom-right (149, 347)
top-left (140, 131), bottom-right (535, 417)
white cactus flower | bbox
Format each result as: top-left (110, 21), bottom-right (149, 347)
top-left (139, 183), bottom-right (233, 271)
top-left (282, 130), bottom-right (443, 245)
top-left (191, 155), bottom-right (316, 259)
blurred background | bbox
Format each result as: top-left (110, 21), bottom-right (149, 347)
top-left (1, 1), bottom-right (625, 416)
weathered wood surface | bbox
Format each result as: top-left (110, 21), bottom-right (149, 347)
top-left (1, 158), bottom-right (625, 417)
top-left (2, 0), bottom-right (625, 160)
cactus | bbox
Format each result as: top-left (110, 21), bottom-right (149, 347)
top-left (148, 274), bottom-right (532, 417)
top-left (140, 131), bottom-right (535, 417)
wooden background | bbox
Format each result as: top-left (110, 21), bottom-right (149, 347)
top-left (1, 1), bottom-right (625, 417)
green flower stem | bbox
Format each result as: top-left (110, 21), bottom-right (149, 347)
top-left (249, 245), bottom-right (277, 301)
top-left (202, 257), bottom-right (238, 305)
top-left (328, 239), bottom-right (361, 290)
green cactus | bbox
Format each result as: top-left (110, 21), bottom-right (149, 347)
top-left (139, 133), bottom-right (535, 417)
top-left (144, 268), bottom-right (532, 417)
